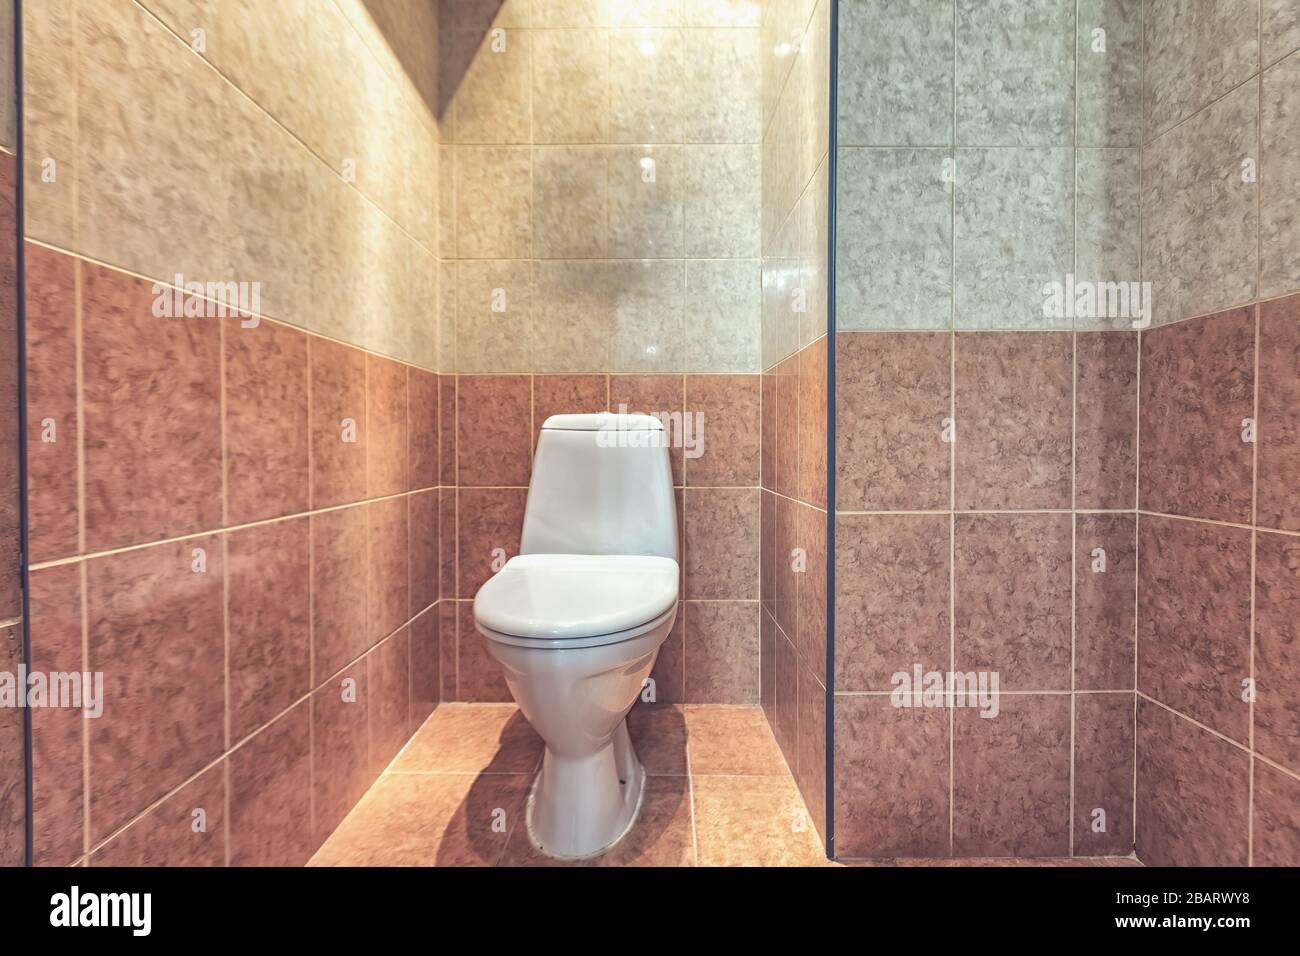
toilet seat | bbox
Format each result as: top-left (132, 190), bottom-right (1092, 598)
top-left (474, 554), bottom-right (679, 649)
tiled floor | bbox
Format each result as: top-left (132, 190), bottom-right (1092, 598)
top-left (309, 702), bottom-right (829, 867)
top-left (308, 702), bottom-right (1143, 867)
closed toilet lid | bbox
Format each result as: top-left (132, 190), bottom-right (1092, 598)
top-left (473, 554), bottom-right (679, 640)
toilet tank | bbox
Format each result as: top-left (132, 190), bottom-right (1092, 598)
top-left (519, 413), bottom-right (678, 561)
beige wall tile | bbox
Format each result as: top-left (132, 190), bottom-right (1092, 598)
top-left (456, 260), bottom-right (533, 372)
top-left (610, 28), bottom-right (684, 143)
top-left (443, 27), bottom-right (531, 145)
top-left (685, 144), bottom-right (761, 257)
top-left (533, 146), bottom-right (608, 257)
top-left (683, 28), bottom-right (762, 143)
top-left (532, 29), bottom-right (609, 143)
top-left (456, 146), bottom-right (532, 258)
top-left (687, 259), bottom-right (761, 372)
top-left (533, 259), bottom-right (614, 372)
top-left (609, 259), bottom-right (686, 372)
top-left (609, 146), bottom-right (684, 258)
top-left (21, 0), bottom-right (78, 247)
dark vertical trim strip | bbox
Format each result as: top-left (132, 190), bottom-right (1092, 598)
top-left (824, 0), bottom-right (839, 862)
top-left (14, 0), bottom-right (32, 868)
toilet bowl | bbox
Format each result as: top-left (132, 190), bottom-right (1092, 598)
top-left (473, 413), bottom-right (679, 859)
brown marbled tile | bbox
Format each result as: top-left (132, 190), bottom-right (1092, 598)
top-left (954, 513), bottom-right (1072, 691)
top-left (229, 702), bottom-right (313, 866)
top-left (439, 487), bottom-right (456, 598)
top-left (684, 374), bottom-right (760, 486)
top-left (774, 354), bottom-right (800, 499)
top-left (23, 243), bottom-right (79, 562)
top-left (392, 703), bottom-right (541, 774)
top-left (627, 702), bottom-right (689, 775)
top-left (1137, 515), bottom-right (1251, 744)
top-left (685, 705), bottom-right (786, 775)
top-left (1257, 294), bottom-right (1300, 532)
top-left (836, 513), bottom-right (949, 693)
top-left (836, 331), bottom-right (950, 512)
top-left (760, 489), bottom-right (775, 612)
top-left (227, 516), bottom-right (310, 741)
top-left (456, 600), bottom-right (511, 702)
top-left (457, 374), bottom-right (532, 487)
top-left (457, 486), bottom-right (527, 598)
top-left (311, 505), bottom-right (369, 682)
top-left (311, 662), bottom-right (370, 845)
top-left (409, 489), bottom-right (438, 615)
top-left (692, 775), bottom-right (826, 866)
top-left (438, 373), bottom-right (456, 486)
top-left (684, 487), bottom-right (759, 599)
top-left (533, 374), bottom-right (607, 441)
top-left (952, 694), bottom-right (1071, 858)
top-left (310, 337), bottom-right (368, 508)
top-left (798, 338), bottom-right (827, 508)
top-left (610, 374), bottom-right (684, 485)
top-left (224, 317), bottom-right (309, 525)
top-left (773, 493), bottom-right (798, 638)
top-left (648, 604), bottom-right (684, 704)
top-left (409, 605), bottom-right (440, 732)
top-left (368, 628), bottom-right (411, 773)
top-left (90, 762), bottom-right (226, 866)
top-left (1075, 331), bottom-right (1138, 509)
top-left (796, 667), bottom-right (827, 841)
top-left (27, 564), bottom-right (84, 866)
top-left (835, 695), bottom-right (949, 859)
top-left (439, 600), bottom-right (458, 700)
top-left (1075, 513), bottom-right (1137, 690)
top-left (774, 629), bottom-right (798, 770)
top-left (684, 600), bottom-right (760, 704)
top-left (409, 367), bottom-right (440, 491)
top-left (760, 609), bottom-right (776, 720)
top-left (1135, 698), bottom-right (1248, 866)
top-left (1253, 761), bottom-right (1300, 867)
top-left (367, 354), bottom-right (409, 498)
top-left (85, 535), bottom-right (225, 845)
top-left (1255, 532), bottom-right (1300, 773)
top-left (0, 624), bottom-right (23, 866)
top-left (1073, 692), bottom-right (1135, 856)
top-left (796, 502), bottom-right (827, 670)
top-left (955, 332), bottom-right (1072, 511)
top-left (500, 775), bottom-right (694, 867)
top-left (1139, 307), bottom-right (1255, 523)
top-left (309, 772), bottom-right (531, 867)
top-left (760, 370), bottom-right (777, 488)
top-left (367, 496), bottom-right (410, 643)
top-left (0, 160), bottom-right (16, 618)
top-left (80, 262), bottom-right (222, 551)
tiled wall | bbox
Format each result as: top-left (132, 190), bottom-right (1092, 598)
top-left (438, 1), bottom-right (769, 705)
top-left (23, 246), bottom-right (447, 867)
top-left (24, 0), bottom-right (440, 368)
top-left (831, 0), bottom-right (1143, 860)
top-left (19, 0), bottom-right (449, 865)
top-left (758, 0), bottom-right (830, 847)
top-left (439, 0), bottom-right (763, 374)
top-left (1133, 0), bottom-right (1300, 867)
top-left (0, 65), bottom-right (21, 861)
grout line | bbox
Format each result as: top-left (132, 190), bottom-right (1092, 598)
top-left (132, 0), bottom-right (439, 263)
top-left (24, 238), bottom-right (441, 376)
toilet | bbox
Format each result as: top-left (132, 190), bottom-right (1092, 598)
top-left (473, 412), bottom-right (679, 859)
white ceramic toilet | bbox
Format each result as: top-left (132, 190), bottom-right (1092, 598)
top-left (473, 412), bottom-right (679, 859)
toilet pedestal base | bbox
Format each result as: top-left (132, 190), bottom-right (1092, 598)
top-left (525, 718), bottom-right (646, 860)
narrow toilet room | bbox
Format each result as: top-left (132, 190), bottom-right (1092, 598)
top-left (0, 0), bottom-right (1297, 899)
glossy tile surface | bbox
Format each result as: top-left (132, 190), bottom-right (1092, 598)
top-left (312, 703), bottom-right (826, 866)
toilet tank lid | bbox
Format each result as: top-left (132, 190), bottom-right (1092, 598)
top-left (542, 412), bottom-right (664, 431)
